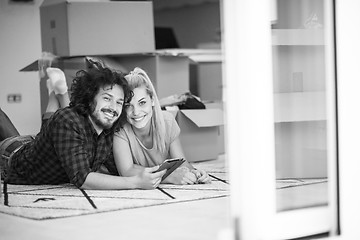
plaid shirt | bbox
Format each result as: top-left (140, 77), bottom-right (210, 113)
top-left (7, 107), bottom-right (118, 187)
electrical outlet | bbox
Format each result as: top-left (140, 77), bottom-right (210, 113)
top-left (7, 94), bottom-right (22, 103)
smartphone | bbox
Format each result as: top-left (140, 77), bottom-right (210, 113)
top-left (154, 158), bottom-right (185, 181)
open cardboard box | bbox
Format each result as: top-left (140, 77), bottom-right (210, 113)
top-left (204, 101), bottom-right (225, 155)
top-left (168, 108), bottom-right (224, 162)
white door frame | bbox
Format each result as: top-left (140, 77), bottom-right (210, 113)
top-left (222, 0), bottom-right (340, 239)
top-left (336, 0), bottom-right (360, 239)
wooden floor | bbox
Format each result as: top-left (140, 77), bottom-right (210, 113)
top-left (0, 196), bottom-right (231, 240)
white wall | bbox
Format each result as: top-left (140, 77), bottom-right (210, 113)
top-left (0, 0), bottom-right (42, 135)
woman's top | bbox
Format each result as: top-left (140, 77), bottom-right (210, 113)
top-left (114, 111), bottom-right (180, 167)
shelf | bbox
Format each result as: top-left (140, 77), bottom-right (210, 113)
top-left (272, 29), bottom-right (324, 46)
top-left (274, 91), bottom-right (326, 123)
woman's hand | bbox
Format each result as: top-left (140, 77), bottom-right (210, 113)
top-left (163, 167), bottom-right (198, 185)
top-left (191, 169), bottom-right (212, 184)
top-left (134, 166), bottom-right (166, 189)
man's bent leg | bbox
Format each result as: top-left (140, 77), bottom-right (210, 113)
top-left (0, 135), bottom-right (34, 180)
top-left (0, 108), bottom-right (19, 141)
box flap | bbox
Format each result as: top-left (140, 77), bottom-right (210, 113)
top-left (40, 0), bottom-right (66, 7)
top-left (21, 52), bottom-right (189, 71)
top-left (180, 109), bottom-right (223, 127)
top-left (85, 56), bottom-right (128, 73)
top-left (20, 56), bottom-right (128, 72)
top-left (41, 0), bottom-right (106, 7)
top-left (20, 56), bottom-right (77, 72)
top-left (20, 60), bottom-right (40, 72)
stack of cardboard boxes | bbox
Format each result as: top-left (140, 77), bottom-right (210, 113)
top-left (23, 0), bottom-right (224, 162)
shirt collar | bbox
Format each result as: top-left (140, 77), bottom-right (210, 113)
top-left (85, 117), bottom-right (113, 137)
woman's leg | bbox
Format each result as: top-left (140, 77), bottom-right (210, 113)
top-left (0, 108), bottom-right (19, 141)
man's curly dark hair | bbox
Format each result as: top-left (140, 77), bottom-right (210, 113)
top-left (69, 60), bottom-right (132, 131)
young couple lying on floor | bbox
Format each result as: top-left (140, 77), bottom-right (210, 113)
top-left (0, 60), bottom-right (211, 190)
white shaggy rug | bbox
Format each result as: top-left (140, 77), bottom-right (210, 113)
top-left (0, 159), bottom-right (229, 220)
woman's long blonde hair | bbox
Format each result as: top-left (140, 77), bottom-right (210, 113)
top-left (125, 67), bottom-right (166, 153)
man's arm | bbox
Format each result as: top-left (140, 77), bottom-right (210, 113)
top-left (81, 169), bottom-right (165, 190)
top-left (81, 172), bottom-right (137, 189)
top-left (52, 115), bottom-right (164, 189)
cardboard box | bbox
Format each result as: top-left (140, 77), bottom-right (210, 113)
top-left (204, 101), bottom-right (225, 155)
top-left (194, 62), bottom-right (223, 101)
top-left (21, 54), bottom-right (190, 114)
top-left (112, 54), bottom-right (190, 99)
top-left (40, 0), bottom-right (155, 56)
top-left (174, 109), bottom-right (224, 162)
top-left (185, 48), bottom-right (223, 101)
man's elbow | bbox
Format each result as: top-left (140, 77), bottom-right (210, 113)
top-left (77, 172), bottom-right (95, 190)
top-left (79, 182), bottom-right (91, 189)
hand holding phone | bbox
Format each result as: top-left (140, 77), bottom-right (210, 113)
top-left (154, 158), bottom-right (185, 181)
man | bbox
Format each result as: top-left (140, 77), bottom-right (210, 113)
top-left (0, 61), bottom-right (164, 190)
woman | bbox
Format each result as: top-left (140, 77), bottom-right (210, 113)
top-left (113, 67), bottom-right (211, 185)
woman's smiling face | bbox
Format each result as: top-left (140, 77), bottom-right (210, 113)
top-left (125, 86), bottom-right (153, 129)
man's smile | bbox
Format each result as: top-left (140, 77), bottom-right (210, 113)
top-left (102, 109), bottom-right (118, 119)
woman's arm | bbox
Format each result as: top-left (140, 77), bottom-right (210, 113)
top-left (168, 137), bottom-right (194, 169)
top-left (166, 137), bottom-right (211, 184)
top-left (81, 134), bottom-right (166, 190)
top-left (113, 134), bottom-right (145, 177)
top-left (161, 137), bottom-right (197, 184)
